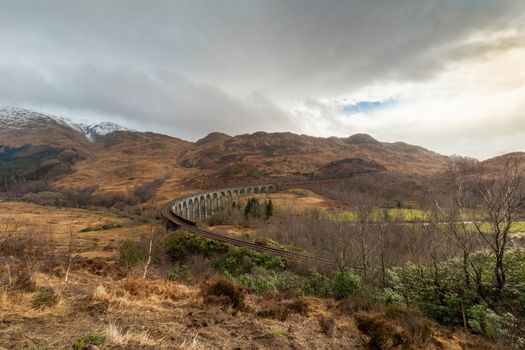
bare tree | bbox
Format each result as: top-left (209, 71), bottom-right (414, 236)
top-left (64, 223), bottom-right (76, 283)
top-left (0, 216), bottom-right (22, 255)
top-left (469, 155), bottom-right (524, 298)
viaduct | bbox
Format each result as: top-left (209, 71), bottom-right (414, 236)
top-left (160, 183), bottom-right (333, 265)
top-left (170, 184), bottom-right (275, 220)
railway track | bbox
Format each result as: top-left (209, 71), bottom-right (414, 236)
top-left (160, 198), bottom-right (334, 266)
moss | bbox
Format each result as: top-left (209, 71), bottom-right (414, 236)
top-left (31, 287), bottom-right (60, 309)
top-left (72, 332), bottom-right (105, 350)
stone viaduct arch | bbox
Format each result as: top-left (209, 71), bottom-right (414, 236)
top-left (171, 184), bottom-right (275, 221)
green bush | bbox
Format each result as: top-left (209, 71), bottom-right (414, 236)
top-left (237, 269), bottom-right (306, 294)
top-left (244, 197), bottom-right (262, 218)
top-left (72, 332), bottom-right (105, 350)
top-left (304, 270), bottom-right (333, 297)
top-left (468, 304), bottom-right (505, 338)
top-left (31, 287), bottom-right (60, 309)
top-left (238, 272), bottom-right (278, 294)
top-left (332, 269), bottom-right (360, 299)
top-left (167, 265), bottom-right (193, 282)
top-left (375, 288), bottom-right (405, 305)
top-left (166, 232), bottom-right (285, 275)
top-left (118, 240), bottom-right (144, 269)
top-left (165, 231), bottom-right (229, 262)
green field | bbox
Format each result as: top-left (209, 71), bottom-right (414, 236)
top-left (470, 221), bottom-right (525, 234)
top-left (328, 208), bottom-right (430, 222)
top-left (327, 209), bottom-right (525, 233)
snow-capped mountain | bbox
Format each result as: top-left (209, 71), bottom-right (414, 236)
top-left (0, 106), bottom-right (132, 139)
top-left (74, 121), bottom-right (132, 140)
top-left (0, 106), bottom-right (70, 128)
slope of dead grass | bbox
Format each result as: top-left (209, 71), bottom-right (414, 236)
top-left (0, 267), bottom-right (496, 349)
top-left (0, 269), bottom-right (364, 349)
top-left (0, 201), bottom-right (501, 349)
top-left (0, 200), bottom-right (151, 258)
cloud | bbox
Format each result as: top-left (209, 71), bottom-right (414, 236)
top-left (0, 0), bottom-right (524, 157)
top-left (0, 64), bottom-right (295, 139)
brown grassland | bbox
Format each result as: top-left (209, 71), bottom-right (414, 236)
top-left (0, 199), bottom-right (497, 349)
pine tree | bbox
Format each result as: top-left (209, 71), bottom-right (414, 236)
top-left (265, 199), bottom-right (273, 219)
top-left (244, 198), bottom-right (253, 218)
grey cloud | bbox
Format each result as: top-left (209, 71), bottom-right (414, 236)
top-left (0, 0), bottom-right (524, 148)
top-left (2, 1), bottom-right (523, 94)
top-left (0, 63), bottom-right (294, 139)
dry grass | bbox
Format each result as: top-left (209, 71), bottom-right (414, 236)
top-left (0, 288), bottom-right (65, 319)
top-left (0, 203), bottom-right (502, 349)
top-left (179, 333), bottom-right (204, 350)
top-left (318, 314), bottom-right (336, 336)
top-left (201, 277), bottom-right (246, 310)
top-left (0, 201), bottom-right (144, 259)
top-left (104, 322), bottom-right (157, 346)
top-left (91, 284), bottom-right (109, 301)
top-left (118, 275), bottom-right (190, 301)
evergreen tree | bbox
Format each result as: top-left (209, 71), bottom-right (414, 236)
top-left (265, 199), bottom-right (273, 219)
top-left (244, 197), bottom-right (262, 218)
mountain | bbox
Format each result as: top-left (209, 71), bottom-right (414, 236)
top-left (0, 107), bottom-right (192, 200)
top-left (1, 106), bottom-right (454, 202)
top-left (74, 121), bottom-right (133, 140)
top-left (0, 107), bottom-right (131, 144)
top-left (180, 131), bottom-right (449, 183)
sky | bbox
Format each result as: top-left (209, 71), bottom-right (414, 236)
top-left (1, 0), bottom-right (525, 159)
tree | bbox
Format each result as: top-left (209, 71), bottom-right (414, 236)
top-left (244, 197), bottom-right (261, 218)
top-left (468, 155), bottom-right (524, 298)
top-left (264, 199), bottom-right (273, 219)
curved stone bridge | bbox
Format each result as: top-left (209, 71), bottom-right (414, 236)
top-left (161, 182), bottom-right (334, 265)
top-left (171, 183), bottom-right (276, 220)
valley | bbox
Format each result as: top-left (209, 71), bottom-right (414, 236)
top-left (1, 107), bottom-right (524, 349)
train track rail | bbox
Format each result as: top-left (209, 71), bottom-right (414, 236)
top-left (160, 199), bottom-right (334, 266)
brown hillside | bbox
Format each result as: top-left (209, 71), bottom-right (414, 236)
top-left (1, 109), bottom-right (451, 200)
top-left (55, 131), bottom-right (194, 199)
top-left (180, 131), bottom-right (449, 183)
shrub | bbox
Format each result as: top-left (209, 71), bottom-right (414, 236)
top-left (238, 249), bottom-right (286, 271)
top-left (120, 276), bottom-right (184, 300)
top-left (166, 232), bottom-right (229, 262)
top-left (318, 315), bottom-right (336, 336)
top-left (467, 304), bottom-right (504, 338)
top-left (167, 265), bottom-right (193, 282)
top-left (244, 197), bottom-right (262, 218)
top-left (304, 270), bottom-right (332, 297)
top-left (237, 269), bottom-right (304, 294)
top-left (338, 296), bottom-right (382, 315)
top-left (13, 268), bottom-right (37, 292)
top-left (238, 273), bottom-right (278, 294)
top-left (355, 312), bottom-right (413, 350)
top-left (91, 285), bottom-right (109, 301)
top-left (202, 277), bottom-right (245, 310)
top-left (375, 288), bottom-right (405, 305)
top-left (257, 303), bottom-right (290, 321)
top-left (385, 305), bottom-right (433, 347)
top-left (166, 232), bottom-right (285, 275)
top-left (118, 240), bottom-right (144, 270)
top-left (332, 269), bottom-right (360, 299)
top-left (72, 331), bottom-right (105, 350)
top-left (79, 223), bottom-right (121, 233)
top-left (286, 297), bottom-right (310, 316)
top-left (31, 287), bottom-right (60, 309)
